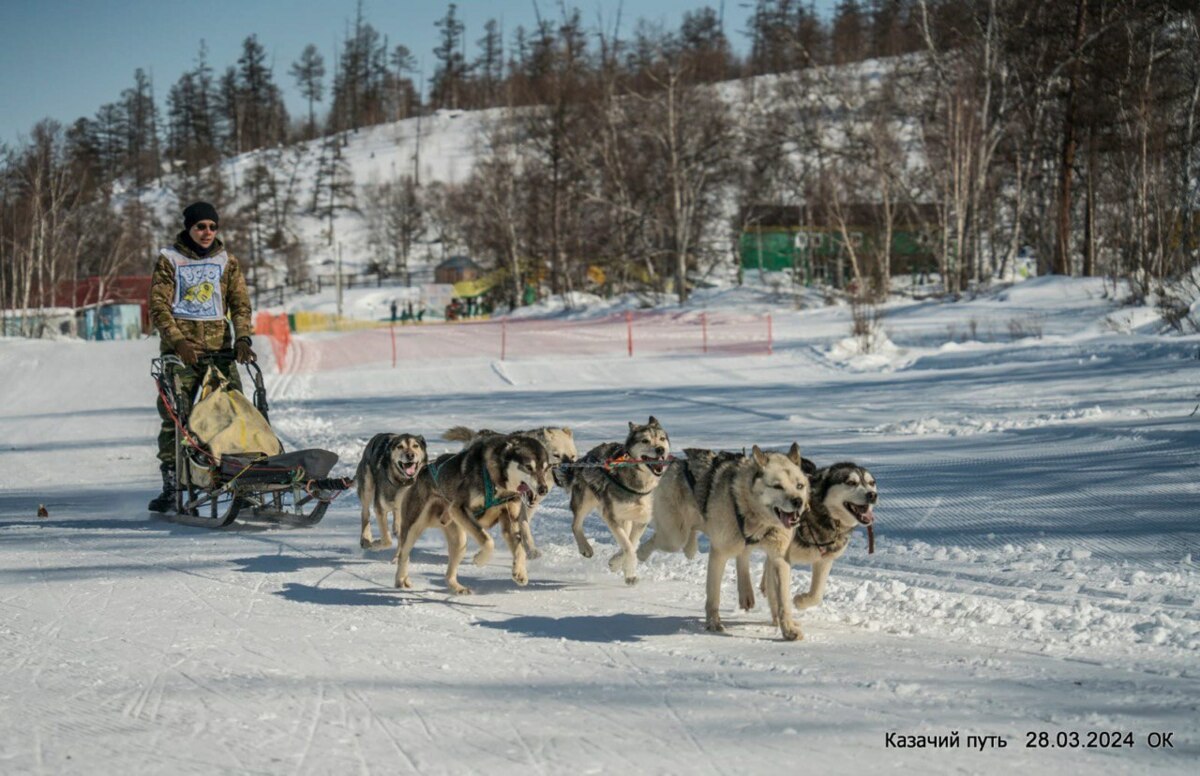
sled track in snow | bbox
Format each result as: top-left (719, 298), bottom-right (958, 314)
top-left (868, 428), bottom-right (1199, 565)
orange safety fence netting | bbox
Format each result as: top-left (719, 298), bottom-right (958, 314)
top-left (259, 311), bottom-right (775, 373)
top-left (254, 312), bottom-right (291, 371)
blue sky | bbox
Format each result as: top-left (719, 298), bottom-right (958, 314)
top-left (0, 0), bottom-right (837, 148)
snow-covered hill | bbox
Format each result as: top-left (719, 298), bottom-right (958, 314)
top-left (136, 106), bottom-right (501, 282)
top-left (133, 57), bottom-right (919, 294)
top-left (1, 277), bottom-right (1197, 772)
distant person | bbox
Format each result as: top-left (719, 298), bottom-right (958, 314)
top-left (390, 299), bottom-right (398, 322)
top-left (147, 201), bottom-right (257, 512)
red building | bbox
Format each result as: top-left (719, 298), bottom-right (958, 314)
top-left (53, 276), bottom-right (152, 332)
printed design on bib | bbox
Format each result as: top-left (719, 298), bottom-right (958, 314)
top-left (174, 262), bottom-right (225, 320)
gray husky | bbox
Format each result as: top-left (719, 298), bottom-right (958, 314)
top-left (444, 425), bottom-right (578, 564)
top-left (393, 433), bottom-right (552, 594)
top-left (639, 445), bottom-right (811, 640)
top-left (563, 416), bottom-right (671, 585)
top-left (751, 463), bottom-right (877, 624)
top-left (355, 433), bottom-right (428, 549)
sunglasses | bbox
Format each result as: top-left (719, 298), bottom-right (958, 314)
top-left (192, 222), bottom-right (218, 233)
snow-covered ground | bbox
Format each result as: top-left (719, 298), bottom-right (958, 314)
top-left (1, 277), bottom-right (1198, 773)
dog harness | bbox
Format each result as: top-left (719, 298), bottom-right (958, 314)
top-left (731, 493), bottom-right (761, 545)
top-left (595, 448), bottom-right (658, 497)
top-left (424, 458), bottom-right (518, 518)
top-left (682, 451), bottom-right (742, 515)
top-left (794, 510), bottom-right (875, 556)
top-left (796, 519), bottom-right (845, 557)
top-left (426, 456), bottom-right (518, 519)
top-left (476, 467), bottom-right (519, 518)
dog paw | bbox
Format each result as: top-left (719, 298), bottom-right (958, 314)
top-left (450, 584), bottom-right (473, 595)
top-left (793, 594), bottom-right (819, 610)
top-left (473, 546), bottom-right (494, 567)
top-left (512, 569), bottom-right (529, 586)
top-left (780, 622), bottom-right (804, 642)
top-left (624, 575), bottom-right (638, 586)
top-left (739, 591), bottom-right (756, 611)
top-left (578, 543), bottom-right (594, 559)
top-left (705, 618), bottom-right (725, 633)
top-left (526, 548), bottom-right (542, 561)
top-left (607, 552), bottom-right (624, 572)
top-left (360, 537), bottom-right (372, 549)
top-left (395, 575), bottom-right (412, 589)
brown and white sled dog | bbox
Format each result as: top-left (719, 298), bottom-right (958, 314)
top-left (640, 445), bottom-right (811, 640)
top-left (443, 425), bottom-right (578, 564)
top-left (751, 463), bottom-right (877, 625)
top-left (355, 433), bottom-right (428, 549)
top-left (563, 417), bottom-right (671, 585)
top-left (393, 433), bottom-right (552, 594)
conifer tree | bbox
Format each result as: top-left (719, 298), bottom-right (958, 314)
top-left (290, 44), bottom-right (326, 139)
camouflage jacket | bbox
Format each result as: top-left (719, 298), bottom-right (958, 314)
top-left (149, 232), bottom-right (252, 353)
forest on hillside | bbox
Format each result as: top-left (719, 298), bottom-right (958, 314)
top-left (2, 0), bottom-right (1198, 331)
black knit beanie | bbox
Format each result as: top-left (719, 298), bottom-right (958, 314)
top-left (183, 201), bottom-right (219, 229)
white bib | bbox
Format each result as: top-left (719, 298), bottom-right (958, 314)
top-left (161, 247), bottom-right (229, 321)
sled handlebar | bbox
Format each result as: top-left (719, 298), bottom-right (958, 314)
top-left (151, 350), bottom-right (270, 420)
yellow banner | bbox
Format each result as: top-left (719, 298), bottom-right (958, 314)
top-left (453, 268), bottom-right (504, 299)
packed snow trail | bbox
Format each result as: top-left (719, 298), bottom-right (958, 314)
top-left (1, 280), bottom-right (1197, 773)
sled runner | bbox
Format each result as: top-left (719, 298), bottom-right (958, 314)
top-left (151, 350), bottom-right (351, 528)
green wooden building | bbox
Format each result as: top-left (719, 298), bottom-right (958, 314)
top-left (739, 204), bottom-right (938, 286)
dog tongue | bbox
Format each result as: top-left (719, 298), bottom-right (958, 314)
top-left (404, 464), bottom-right (417, 476)
top-left (860, 505), bottom-right (875, 525)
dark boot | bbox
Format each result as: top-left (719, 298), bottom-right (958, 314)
top-left (148, 465), bottom-right (176, 513)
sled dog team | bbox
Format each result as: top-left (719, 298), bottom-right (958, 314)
top-left (354, 417), bottom-right (878, 641)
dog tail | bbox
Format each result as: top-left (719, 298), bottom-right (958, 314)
top-left (443, 426), bottom-right (477, 444)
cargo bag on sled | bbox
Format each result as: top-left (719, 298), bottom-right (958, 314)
top-left (187, 365), bottom-right (283, 488)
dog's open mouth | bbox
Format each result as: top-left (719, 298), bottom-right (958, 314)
top-left (402, 461), bottom-right (419, 478)
top-left (846, 501), bottom-right (875, 525)
top-left (774, 507), bottom-right (802, 528)
top-left (518, 482), bottom-right (536, 507)
top-left (646, 458), bottom-right (669, 476)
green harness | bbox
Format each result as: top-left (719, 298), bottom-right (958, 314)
top-left (476, 467), bottom-right (519, 518)
top-left (427, 458), bottom-right (518, 519)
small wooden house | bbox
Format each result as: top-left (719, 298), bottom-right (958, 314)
top-left (434, 256), bottom-right (483, 284)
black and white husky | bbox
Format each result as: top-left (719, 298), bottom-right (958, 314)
top-left (394, 433), bottom-right (552, 594)
top-left (443, 425), bottom-right (578, 565)
top-left (752, 462), bottom-right (877, 623)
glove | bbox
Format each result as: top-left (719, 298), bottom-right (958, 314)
top-left (235, 337), bottom-right (257, 364)
top-left (175, 340), bottom-right (198, 366)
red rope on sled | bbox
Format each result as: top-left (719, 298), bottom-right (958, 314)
top-left (155, 379), bottom-right (308, 481)
top-left (155, 380), bottom-right (218, 466)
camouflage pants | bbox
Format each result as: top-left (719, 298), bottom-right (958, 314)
top-left (156, 358), bottom-right (243, 466)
